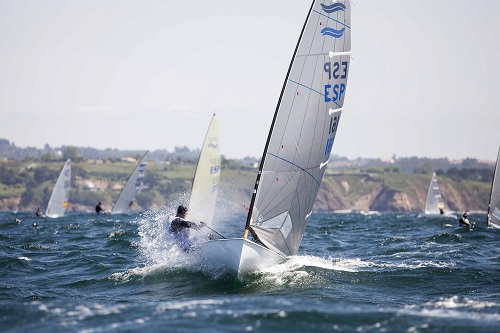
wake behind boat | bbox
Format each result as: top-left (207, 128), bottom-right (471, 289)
top-left (196, 0), bottom-right (352, 277)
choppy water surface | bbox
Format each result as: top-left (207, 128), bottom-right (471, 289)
top-left (1, 210), bottom-right (499, 332)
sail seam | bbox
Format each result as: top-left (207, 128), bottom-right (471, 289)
top-left (289, 79), bottom-right (341, 109)
top-left (313, 10), bottom-right (351, 29)
top-left (267, 153), bottom-right (321, 187)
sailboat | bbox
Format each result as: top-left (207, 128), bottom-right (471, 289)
top-left (45, 159), bottom-right (71, 218)
top-left (110, 152), bottom-right (149, 215)
top-left (196, 0), bottom-right (351, 277)
top-left (418, 172), bottom-right (456, 219)
top-left (487, 146), bottom-right (500, 229)
top-left (187, 114), bottom-right (221, 226)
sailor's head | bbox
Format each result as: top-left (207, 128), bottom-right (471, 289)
top-left (463, 212), bottom-right (469, 218)
top-left (177, 205), bottom-right (188, 217)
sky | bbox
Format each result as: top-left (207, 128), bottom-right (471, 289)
top-left (0, 0), bottom-right (499, 161)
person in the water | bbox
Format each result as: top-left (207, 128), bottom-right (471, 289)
top-left (169, 205), bottom-right (204, 251)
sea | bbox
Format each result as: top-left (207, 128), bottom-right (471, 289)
top-left (1, 210), bottom-right (499, 333)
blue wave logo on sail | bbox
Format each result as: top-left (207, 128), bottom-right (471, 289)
top-left (208, 143), bottom-right (218, 149)
top-left (321, 27), bottom-right (345, 38)
top-left (320, 3), bottom-right (346, 14)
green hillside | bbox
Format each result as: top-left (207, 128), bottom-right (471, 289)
top-left (0, 159), bottom-right (493, 213)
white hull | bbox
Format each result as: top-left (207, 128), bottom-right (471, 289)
top-left (196, 238), bottom-right (284, 277)
top-left (488, 221), bottom-right (500, 229)
top-left (417, 213), bottom-right (457, 219)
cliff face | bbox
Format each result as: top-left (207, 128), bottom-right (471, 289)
top-left (313, 172), bottom-right (491, 213)
top-left (0, 169), bottom-right (492, 213)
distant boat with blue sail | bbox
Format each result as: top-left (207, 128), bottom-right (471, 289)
top-left (110, 152), bottom-right (148, 215)
top-left (196, 0), bottom-right (352, 277)
top-left (45, 159), bottom-right (71, 218)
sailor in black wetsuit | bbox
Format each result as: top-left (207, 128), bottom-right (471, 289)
top-left (459, 212), bottom-right (475, 228)
top-left (95, 202), bottom-right (104, 214)
top-left (169, 205), bottom-right (204, 251)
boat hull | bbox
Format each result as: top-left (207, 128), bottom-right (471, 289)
top-left (196, 238), bottom-right (284, 277)
top-left (417, 213), bottom-right (457, 219)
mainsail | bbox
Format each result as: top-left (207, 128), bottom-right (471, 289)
top-left (487, 146), bottom-right (500, 228)
top-left (46, 159), bottom-right (71, 218)
top-left (246, 1), bottom-right (351, 256)
top-left (424, 172), bottom-right (445, 215)
top-left (111, 151), bottom-right (148, 214)
top-left (187, 114), bottom-right (221, 226)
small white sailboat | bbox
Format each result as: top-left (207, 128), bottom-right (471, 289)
top-left (187, 114), bottom-right (221, 226)
top-left (45, 159), bottom-right (71, 218)
top-left (110, 152), bottom-right (149, 215)
top-left (197, 0), bottom-right (351, 277)
top-left (487, 146), bottom-right (500, 229)
top-left (418, 172), bottom-right (456, 219)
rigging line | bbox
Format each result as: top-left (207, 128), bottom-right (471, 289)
top-left (267, 153), bottom-right (321, 187)
top-left (312, 10), bottom-right (351, 29)
top-left (288, 79), bottom-right (342, 109)
top-left (201, 224), bottom-right (226, 239)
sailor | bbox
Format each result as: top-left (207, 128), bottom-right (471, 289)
top-left (459, 212), bottom-right (475, 228)
top-left (36, 208), bottom-right (43, 217)
top-left (169, 205), bottom-right (204, 251)
top-left (95, 202), bottom-right (104, 214)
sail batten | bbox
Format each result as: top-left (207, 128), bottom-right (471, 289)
top-left (246, 0), bottom-right (351, 256)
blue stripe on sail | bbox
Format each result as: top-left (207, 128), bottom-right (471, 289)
top-left (268, 153), bottom-right (321, 187)
top-left (313, 10), bottom-right (351, 29)
top-left (289, 79), bottom-right (341, 109)
top-left (321, 27), bottom-right (345, 38)
top-left (320, 3), bottom-right (346, 13)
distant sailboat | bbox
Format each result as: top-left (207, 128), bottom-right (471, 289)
top-left (196, 0), bottom-right (351, 277)
top-left (487, 146), bottom-right (500, 228)
top-left (45, 159), bottom-right (71, 218)
top-left (419, 172), bottom-right (456, 219)
top-left (110, 152), bottom-right (148, 215)
top-left (187, 114), bottom-right (220, 226)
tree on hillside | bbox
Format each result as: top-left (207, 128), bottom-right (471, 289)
top-left (62, 146), bottom-right (83, 162)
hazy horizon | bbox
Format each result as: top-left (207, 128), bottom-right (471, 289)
top-left (1, 0), bottom-right (499, 161)
top-left (1, 135), bottom-right (496, 163)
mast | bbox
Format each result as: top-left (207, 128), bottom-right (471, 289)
top-left (243, 0), bottom-right (316, 239)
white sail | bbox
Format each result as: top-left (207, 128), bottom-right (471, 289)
top-left (246, 0), bottom-right (351, 257)
top-left (111, 152), bottom-right (148, 215)
top-left (198, 0), bottom-right (351, 275)
top-left (187, 114), bottom-right (221, 226)
top-left (487, 146), bottom-right (500, 228)
top-left (424, 172), bottom-right (445, 215)
top-left (46, 159), bottom-right (71, 218)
